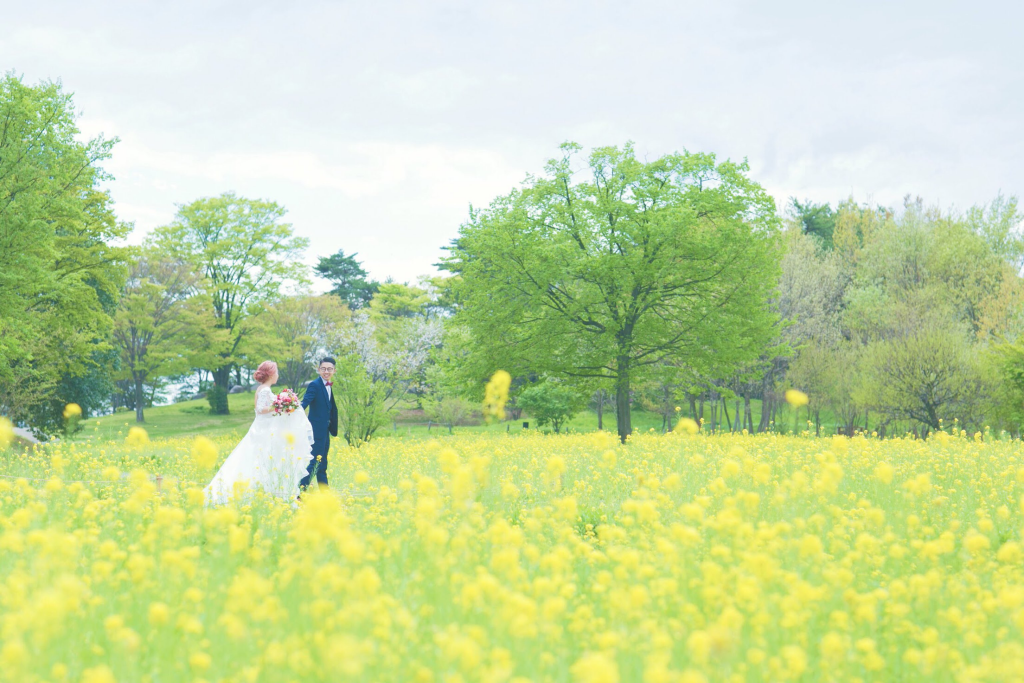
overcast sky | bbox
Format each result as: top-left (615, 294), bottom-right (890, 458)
top-left (3, 0), bottom-right (1021, 283)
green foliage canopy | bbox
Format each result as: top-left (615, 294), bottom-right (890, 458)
top-left (790, 198), bottom-right (836, 247)
top-left (149, 193), bottom-right (308, 413)
top-left (517, 381), bottom-right (581, 433)
top-left (244, 294), bottom-right (350, 392)
top-left (315, 249), bottom-right (378, 309)
top-left (446, 143), bottom-right (783, 442)
top-left (0, 74), bottom-right (130, 433)
top-left (111, 253), bottom-right (202, 423)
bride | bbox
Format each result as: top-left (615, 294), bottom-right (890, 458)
top-left (204, 360), bottom-right (314, 505)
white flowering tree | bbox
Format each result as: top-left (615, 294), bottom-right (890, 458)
top-left (333, 312), bottom-right (442, 445)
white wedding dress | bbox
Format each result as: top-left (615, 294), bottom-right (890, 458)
top-left (204, 387), bottom-right (315, 505)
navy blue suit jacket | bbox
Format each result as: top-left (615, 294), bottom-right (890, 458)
top-left (302, 377), bottom-right (338, 447)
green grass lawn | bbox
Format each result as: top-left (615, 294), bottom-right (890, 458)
top-left (73, 389), bottom-right (841, 444)
top-left (75, 390), bottom-right (685, 443)
top-left (76, 392), bottom-right (262, 443)
top-left (60, 386), bottom-right (982, 457)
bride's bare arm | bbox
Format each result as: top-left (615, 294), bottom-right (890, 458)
top-left (255, 387), bottom-right (275, 414)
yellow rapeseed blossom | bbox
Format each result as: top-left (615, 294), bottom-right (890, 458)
top-left (148, 602), bottom-right (171, 626)
top-left (874, 462), bottom-right (895, 485)
top-left (80, 666), bottom-right (116, 683)
top-left (0, 417), bottom-right (13, 449)
top-left (191, 436), bottom-right (219, 470)
top-left (570, 651), bottom-right (619, 683)
top-left (125, 426), bottom-right (150, 449)
top-left (63, 403), bottom-right (82, 419)
top-left (674, 417), bottom-right (699, 435)
top-left (998, 541), bottom-right (1023, 564)
top-left (482, 370), bottom-right (512, 422)
top-left (784, 389), bottom-right (809, 407)
top-left (2, 429), bottom-right (1024, 681)
top-left (189, 652), bottom-right (212, 672)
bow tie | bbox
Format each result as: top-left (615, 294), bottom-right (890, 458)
top-left (324, 381), bottom-right (332, 386)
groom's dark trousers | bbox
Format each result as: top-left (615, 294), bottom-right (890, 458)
top-left (300, 376), bottom-right (338, 488)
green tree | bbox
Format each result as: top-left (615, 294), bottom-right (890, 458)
top-left (333, 313), bottom-right (442, 445)
top-left (369, 282), bottom-right (430, 320)
top-left (332, 353), bottom-right (394, 446)
top-left (419, 275), bottom-right (463, 318)
top-left (149, 193), bottom-right (308, 414)
top-left (589, 387), bottom-right (614, 431)
top-left (966, 193), bottom-right (1024, 270)
top-left (445, 143), bottom-right (782, 442)
top-left (244, 294), bottom-right (350, 392)
top-left (423, 396), bottom-right (474, 434)
top-left (111, 253), bottom-right (201, 423)
top-left (35, 351), bottom-right (118, 438)
top-left (777, 230), bottom-right (849, 346)
top-left (789, 198), bottom-right (836, 247)
top-left (517, 381), bottom-right (582, 433)
top-left (787, 339), bottom-right (864, 435)
top-left (0, 74), bottom-right (130, 433)
top-left (861, 325), bottom-right (986, 433)
top-left (315, 250), bottom-right (378, 309)
top-left (638, 371), bottom-right (684, 433)
top-left (986, 338), bottom-right (1024, 435)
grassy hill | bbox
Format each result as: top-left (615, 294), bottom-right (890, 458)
top-left (75, 393), bottom-right (259, 443)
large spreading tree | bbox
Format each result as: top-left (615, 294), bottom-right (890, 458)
top-left (0, 74), bottom-right (130, 433)
top-left (149, 193), bottom-right (308, 413)
top-left (111, 251), bottom-right (202, 423)
top-left (445, 143), bottom-right (782, 442)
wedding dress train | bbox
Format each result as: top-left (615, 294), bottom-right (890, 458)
top-left (204, 387), bottom-right (314, 505)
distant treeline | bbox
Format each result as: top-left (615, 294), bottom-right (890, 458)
top-left (4, 75), bottom-right (1023, 442)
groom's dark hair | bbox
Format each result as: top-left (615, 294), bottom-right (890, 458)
top-left (319, 357), bottom-right (336, 366)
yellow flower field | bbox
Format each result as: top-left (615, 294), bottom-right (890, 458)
top-left (2, 430), bottom-right (1024, 682)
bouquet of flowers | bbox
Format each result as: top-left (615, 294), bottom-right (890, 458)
top-left (272, 389), bottom-right (301, 416)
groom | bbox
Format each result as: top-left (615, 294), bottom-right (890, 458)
top-left (300, 357), bottom-right (338, 490)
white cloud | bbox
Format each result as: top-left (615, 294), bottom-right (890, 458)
top-left (107, 139), bottom-right (522, 205)
top-left (2, 0), bottom-right (1021, 281)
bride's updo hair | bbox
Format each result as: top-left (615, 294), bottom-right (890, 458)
top-left (253, 360), bottom-right (277, 384)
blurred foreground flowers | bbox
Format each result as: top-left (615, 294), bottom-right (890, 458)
top-left (482, 369), bottom-right (512, 422)
top-left (2, 429), bottom-right (1024, 681)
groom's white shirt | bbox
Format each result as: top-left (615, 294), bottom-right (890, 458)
top-left (325, 382), bottom-right (332, 401)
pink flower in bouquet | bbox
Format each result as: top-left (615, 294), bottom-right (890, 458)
top-left (272, 389), bottom-right (300, 416)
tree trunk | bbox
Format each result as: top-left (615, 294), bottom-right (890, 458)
top-left (596, 391), bottom-right (604, 431)
top-left (757, 395), bottom-right (773, 433)
top-left (744, 393), bottom-right (753, 433)
top-left (212, 366), bottom-right (232, 415)
top-left (615, 357), bottom-right (632, 443)
top-left (689, 395), bottom-right (697, 420)
top-left (722, 397), bottom-right (732, 432)
top-left (134, 375), bottom-right (146, 423)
